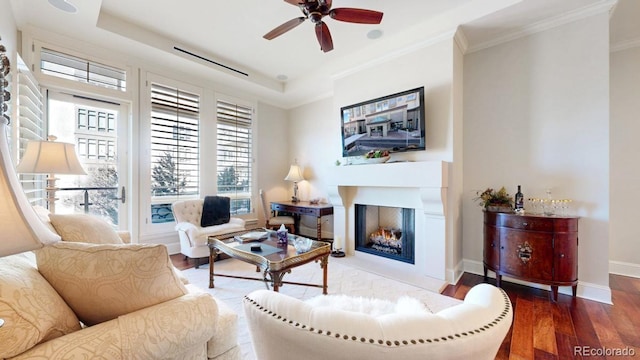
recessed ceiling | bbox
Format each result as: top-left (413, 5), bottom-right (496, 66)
top-left (8, 0), bottom-right (636, 108)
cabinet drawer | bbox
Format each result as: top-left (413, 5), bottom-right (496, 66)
top-left (498, 215), bottom-right (554, 232)
top-left (298, 207), bottom-right (317, 215)
top-left (553, 218), bottom-right (578, 232)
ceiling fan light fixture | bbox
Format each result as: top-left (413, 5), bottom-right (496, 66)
top-left (48, 0), bottom-right (77, 13)
top-left (367, 29), bottom-right (383, 40)
top-left (276, 74), bottom-right (288, 81)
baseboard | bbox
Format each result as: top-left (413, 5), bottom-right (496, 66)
top-left (139, 232), bottom-right (181, 255)
top-left (462, 259), bottom-right (612, 304)
top-left (447, 260), bottom-right (465, 285)
top-left (609, 260), bottom-right (640, 278)
top-left (166, 242), bottom-right (181, 255)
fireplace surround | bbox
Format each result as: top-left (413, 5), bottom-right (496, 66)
top-left (355, 204), bottom-right (415, 264)
top-left (327, 161), bottom-right (449, 291)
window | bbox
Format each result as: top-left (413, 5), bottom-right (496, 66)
top-left (40, 48), bottom-right (127, 91)
top-left (77, 108), bottom-right (115, 133)
top-left (216, 99), bottom-right (253, 215)
top-left (150, 83), bottom-right (199, 201)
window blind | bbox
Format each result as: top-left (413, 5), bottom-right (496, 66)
top-left (150, 83), bottom-right (199, 199)
top-left (216, 99), bottom-right (252, 215)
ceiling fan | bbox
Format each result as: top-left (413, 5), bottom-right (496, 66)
top-left (263, 0), bottom-right (384, 53)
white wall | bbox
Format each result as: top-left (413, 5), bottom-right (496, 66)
top-left (463, 13), bottom-right (611, 302)
top-left (256, 101), bottom-right (291, 226)
top-left (288, 97), bottom-right (336, 238)
top-left (0, 0), bottom-right (16, 60)
top-left (610, 46), bottom-right (640, 277)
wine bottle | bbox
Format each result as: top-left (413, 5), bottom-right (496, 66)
top-left (515, 185), bottom-right (524, 210)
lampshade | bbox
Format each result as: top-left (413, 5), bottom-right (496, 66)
top-left (0, 120), bottom-right (61, 257)
top-left (16, 139), bottom-right (86, 175)
top-left (284, 164), bottom-right (304, 183)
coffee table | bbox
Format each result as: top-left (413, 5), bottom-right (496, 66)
top-left (208, 229), bottom-right (331, 294)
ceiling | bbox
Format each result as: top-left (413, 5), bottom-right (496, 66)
top-left (8, 0), bottom-right (638, 108)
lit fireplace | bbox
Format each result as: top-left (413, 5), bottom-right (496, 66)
top-left (368, 227), bottom-right (403, 255)
top-left (355, 204), bottom-right (415, 264)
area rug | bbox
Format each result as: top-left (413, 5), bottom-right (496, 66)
top-left (181, 257), bottom-right (461, 360)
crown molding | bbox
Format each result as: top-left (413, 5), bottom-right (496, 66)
top-left (467, 0), bottom-right (617, 54)
top-left (454, 27), bottom-right (469, 54)
top-left (611, 37), bottom-right (640, 53)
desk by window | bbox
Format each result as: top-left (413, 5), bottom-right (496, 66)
top-left (270, 201), bottom-right (333, 242)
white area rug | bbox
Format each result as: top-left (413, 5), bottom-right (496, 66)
top-left (181, 257), bottom-right (462, 360)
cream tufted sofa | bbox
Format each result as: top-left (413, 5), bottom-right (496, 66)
top-left (172, 199), bottom-right (246, 267)
top-left (0, 210), bottom-right (241, 359)
top-left (243, 283), bottom-right (512, 360)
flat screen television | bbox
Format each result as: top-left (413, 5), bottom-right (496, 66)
top-left (340, 87), bottom-right (425, 157)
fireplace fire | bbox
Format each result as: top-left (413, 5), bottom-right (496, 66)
top-left (355, 204), bottom-right (415, 264)
top-left (368, 227), bottom-right (403, 255)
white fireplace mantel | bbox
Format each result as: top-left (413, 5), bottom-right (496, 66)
top-left (327, 161), bottom-right (447, 189)
top-left (327, 160), bottom-right (450, 292)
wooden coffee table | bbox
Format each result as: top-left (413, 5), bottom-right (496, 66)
top-left (208, 229), bottom-right (331, 294)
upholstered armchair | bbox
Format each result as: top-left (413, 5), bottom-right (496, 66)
top-left (172, 199), bottom-right (245, 268)
top-left (0, 242), bottom-right (241, 359)
top-left (243, 283), bottom-right (512, 360)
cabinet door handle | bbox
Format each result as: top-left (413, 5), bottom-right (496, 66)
top-left (501, 246), bottom-right (504, 250)
top-left (560, 254), bottom-right (565, 258)
top-left (522, 222), bottom-right (528, 227)
top-left (491, 243), bottom-right (495, 247)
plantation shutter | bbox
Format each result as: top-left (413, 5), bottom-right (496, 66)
top-left (16, 56), bottom-right (46, 205)
top-left (216, 99), bottom-right (252, 215)
top-left (150, 83), bottom-right (199, 199)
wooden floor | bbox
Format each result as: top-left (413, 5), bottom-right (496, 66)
top-left (172, 255), bottom-right (639, 359)
top-left (441, 273), bottom-right (640, 359)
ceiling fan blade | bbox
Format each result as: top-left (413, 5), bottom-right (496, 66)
top-left (329, 8), bottom-right (383, 24)
top-left (315, 21), bottom-right (334, 52)
top-left (284, 0), bottom-right (304, 6)
top-left (263, 17), bottom-right (306, 40)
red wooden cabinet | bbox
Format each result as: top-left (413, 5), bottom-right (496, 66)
top-left (483, 211), bottom-right (578, 301)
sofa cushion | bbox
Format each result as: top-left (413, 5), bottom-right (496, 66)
top-left (36, 242), bottom-right (188, 326)
top-left (32, 205), bottom-right (58, 234)
top-left (49, 213), bottom-right (123, 244)
top-left (201, 196), bottom-right (231, 227)
top-left (0, 255), bottom-right (82, 358)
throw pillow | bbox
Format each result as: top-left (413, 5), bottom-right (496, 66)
top-left (0, 255), bottom-right (81, 358)
top-left (36, 242), bottom-right (188, 326)
top-left (49, 213), bottom-right (122, 244)
top-left (201, 196), bottom-right (231, 227)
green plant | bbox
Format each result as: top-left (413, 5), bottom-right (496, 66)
top-left (474, 187), bottom-right (513, 209)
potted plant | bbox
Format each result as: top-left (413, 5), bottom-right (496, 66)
top-left (474, 187), bottom-right (513, 212)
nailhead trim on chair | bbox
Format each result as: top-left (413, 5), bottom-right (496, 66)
top-left (243, 290), bottom-right (512, 347)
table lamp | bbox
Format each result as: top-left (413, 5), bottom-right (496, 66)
top-left (16, 135), bottom-right (86, 213)
top-left (284, 163), bottom-right (305, 203)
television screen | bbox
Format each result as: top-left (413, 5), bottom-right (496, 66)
top-left (340, 87), bottom-right (425, 157)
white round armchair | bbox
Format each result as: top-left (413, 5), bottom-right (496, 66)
top-left (243, 283), bottom-right (512, 360)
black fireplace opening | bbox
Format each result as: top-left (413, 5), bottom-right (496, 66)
top-left (355, 204), bottom-right (415, 264)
